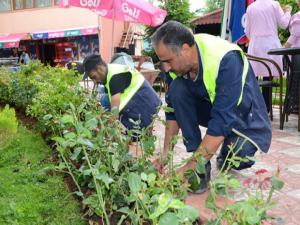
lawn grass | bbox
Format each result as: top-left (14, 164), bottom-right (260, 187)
top-left (0, 125), bottom-right (85, 225)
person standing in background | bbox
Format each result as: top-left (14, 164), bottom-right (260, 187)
top-left (285, 0), bottom-right (300, 48)
top-left (245, 0), bottom-right (292, 112)
top-left (19, 50), bottom-right (31, 65)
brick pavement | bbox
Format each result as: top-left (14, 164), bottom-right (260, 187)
top-left (85, 85), bottom-right (300, 224)
top-left (153, 106), bottom-right (300, 224)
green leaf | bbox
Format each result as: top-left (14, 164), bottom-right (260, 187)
top-left (52, 137), bottom-right (65, 145)
top-left (177, 205), bottom-right (199, 223)
top-left (128, 173), bottom-right (142, 193)
top-left (206, 219), bottom-right (221, 225)
top-left (74, 191), bottom-right (83, 197)
top-left (148, 173), bottom-right (156, 187)
top-left (243, 204), bottom-right (260, 224)
top-left (78, 138), bottom-right (94, 149)
top-left (70, 148), bottom-right (81, 160)
top-left (158, 212), bottom-right (179, 225)
top-left (195, 156), bottom-right (207, 174)
top-left (271, 176), bottom-right (284, 190)
top-left (163, 106), bottom-right (175, 113)
top-left (69, 103), bottom-right (76, 114)
top-left (149, 193), bottom-right (172, 219)
top-left (83, 169), bottom-right (92, 176)
top-left (55, 162), bottom-right (67, 170)
top-left (228, 178), bottom-right (241, 189)
top-left (60, 114), bottom-right (74, 124)
top-left (82, 194), bottom-right (99, 209)
top-left (117, 207), bottom-right (130, 215)
top-left (205, 192), bottom-right (217, 211)
top-left (112, 159), bottom-right (120, 173)
top-left (158, 193), bottom-right (172, 208)
top-left (85, 118), bottom-right (98, 130)
top-left (43, 114), bottom-right (53, 120)
top-left (141, 172), bottom-right (148, 181)
top-left (129, 213), bottom-right (138, 225)
top-left (64, 132), bottom-right (76, 140)
top-left (96, 173), bottom-right (114, 189)
top-left (169, 199), bottom-right (185, 209)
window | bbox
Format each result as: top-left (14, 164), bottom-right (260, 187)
top-left (26, 0), bottom-right (33, 8)
top-left (15, 0), bottom-right (23, 10)
top-left (0, 0), bottom-right (12, 11)
top-left (13, 0), bottom-right (54, 10)
top-left (35, 0), bottom-right (52, 7)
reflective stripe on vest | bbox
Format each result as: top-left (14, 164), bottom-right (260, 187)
top-left (169, 72), bottom-right (177, 80)
top-left (105, 64), bottom-right (145, 111)
top-left (195, 34), bottom-right (249, 105)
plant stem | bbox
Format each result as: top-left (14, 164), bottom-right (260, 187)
top-left (60, 151), bottom-right (83, 199)
top-left (83, 146), bottom-right (110, 225)
top-left (266, 186), bottom-right (275, 204)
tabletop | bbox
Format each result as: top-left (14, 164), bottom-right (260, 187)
top-left (268, 47), bottom-right (300, 56)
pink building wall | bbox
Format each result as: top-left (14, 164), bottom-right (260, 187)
top-left (0, 6), bottom-right (125, 61)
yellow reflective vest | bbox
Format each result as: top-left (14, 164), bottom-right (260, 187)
top-left (105, 64), bottom-right (145, 111)
top-left (169, 34), bottom-right (249, 105)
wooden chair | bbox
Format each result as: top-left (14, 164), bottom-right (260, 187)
top-left (246, 54), bottom-right (284, 129)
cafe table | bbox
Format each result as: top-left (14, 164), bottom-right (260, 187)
top-left (268, 47), bottom-right (300, 131)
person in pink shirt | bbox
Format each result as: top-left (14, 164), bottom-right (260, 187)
top-left (245, 0), bottom-right (292, 112)
top-left (286, 0), bottom-right (300, 48)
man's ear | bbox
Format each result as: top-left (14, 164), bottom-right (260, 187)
top-left (100, 64), bottom-right (107, 74)
top-left (181, 43), bottom-right (191, 53)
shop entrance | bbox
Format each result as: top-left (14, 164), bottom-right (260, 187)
top-left (43, 44), bottom-right (55, 66)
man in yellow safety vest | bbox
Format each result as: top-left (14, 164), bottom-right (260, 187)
top-left (151, 21), bottom-right (272, 193)
top-left (83, 54), bottom-right (161, 136)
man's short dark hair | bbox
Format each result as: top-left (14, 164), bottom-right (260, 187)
top-left (83, 54), bottom-right (105, 75)
top-left (151, 20), bottom-right (195, 53)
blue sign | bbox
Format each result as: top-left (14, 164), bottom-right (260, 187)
top-left (33, 32), bottom-right (48, 40)
top-left (229, 0), bottom-right (246, 43)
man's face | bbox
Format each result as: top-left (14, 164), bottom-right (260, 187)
top-left (154, 41), bottom-right (193, 77)
top-left (88, 66), bottom-right (102, 84)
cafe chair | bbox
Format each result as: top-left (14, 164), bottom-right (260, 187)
top-left (246, 54), bottom-right (284, 129)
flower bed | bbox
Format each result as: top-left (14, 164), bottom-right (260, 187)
top-left (0, 62), bottom-right (285, 225)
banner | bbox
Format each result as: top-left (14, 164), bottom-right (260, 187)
top-left (229, 0), bottom-right (246, 42)
top-left (221, 0), bottom-right (255, 43)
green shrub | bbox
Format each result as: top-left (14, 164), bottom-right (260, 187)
top-left (0, 68), bottom-right (12, 104)
top-left (0, 105), bottom-right (18, 148)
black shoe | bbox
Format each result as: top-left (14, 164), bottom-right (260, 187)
top-left (216, 154), bottom-right (230, 172)
top-left (186, 161), bottom-right (211, 194)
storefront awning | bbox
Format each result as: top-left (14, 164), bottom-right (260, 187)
top-left (32, 26), bottom-right (98, 40)
top-left (191, 9), bottom-right (222, 26)
top-left (0, 33), bottom-right (31, 49)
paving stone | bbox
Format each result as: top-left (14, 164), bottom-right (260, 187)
top-left (286, 164), bottom-right (300, 174)
top-left (277, 136), bottom-right (300, 145)
top-left (153, 105), bottom-right (300, 224)
top-left (287, 189), bottom-right (300, 200)
top-left (279, 148), bottom-right (300, 158)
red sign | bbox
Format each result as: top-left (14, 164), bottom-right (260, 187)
top-left (81, 27), bottom-right (98, 35)
top-left (4, 42), bottom-right (19, 48)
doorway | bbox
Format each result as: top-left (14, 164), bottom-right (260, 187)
top-left (43, 44), bottom-right (56, 66)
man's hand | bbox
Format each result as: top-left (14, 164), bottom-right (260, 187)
top-left (176, 158), bottom-right (197, 178)
top-left (152, 157), bottom-right (167, 174)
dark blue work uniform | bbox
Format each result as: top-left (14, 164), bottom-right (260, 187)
top-left (165, 50), bottom-right (272, 169)
top-left (99, 66), bottom-right (161, 131)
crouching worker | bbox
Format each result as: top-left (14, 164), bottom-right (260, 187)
top-left (151, 21), bottom-right (272, 193)
top-left (83, 54), bottom-right (161, 135)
